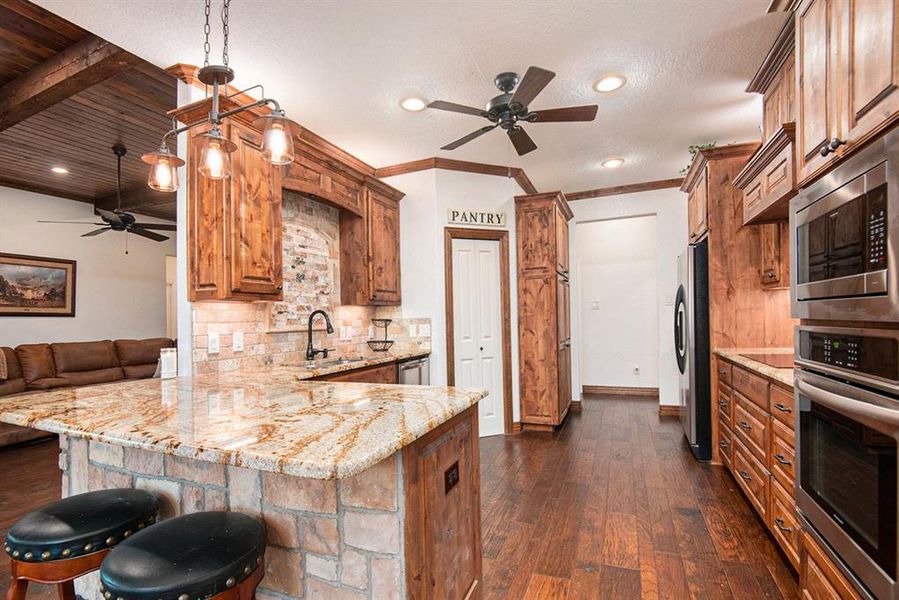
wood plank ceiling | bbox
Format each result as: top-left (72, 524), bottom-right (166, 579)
top-left (0, 0), bottom-right (178, 220)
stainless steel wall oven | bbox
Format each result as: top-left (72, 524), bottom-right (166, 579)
top-left (796, 325), bottom-right (899, 600)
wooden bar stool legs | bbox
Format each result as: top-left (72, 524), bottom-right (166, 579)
top-left (6, 549), bottom-right (108, 600)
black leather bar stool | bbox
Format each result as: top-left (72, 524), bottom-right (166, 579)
top-left (99, 511), bottom-right (266, 600)
top-left (5, 489), bottom-right (158, 600)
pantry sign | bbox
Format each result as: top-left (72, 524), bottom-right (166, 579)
top-left (447, 209), bottom-right (507, 228)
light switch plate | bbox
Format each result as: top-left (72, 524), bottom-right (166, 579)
top-left (409, 324), bottom-right (418, 338)
top-left (208, 332), bottom-right (220, 354)
top-left (233, 331), bottom-right (244, 352)
top-left (419, 323), bottom-right (431, 337)
top-left (368, 325), bottom-right (375, 338)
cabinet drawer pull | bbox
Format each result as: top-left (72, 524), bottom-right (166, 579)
top-left (738, 470), bottom-right (751, 482)
top-left (774, 517), bottom-right (793, 533)
top-left (719, 440), bottom-right (729, 449)
top-left (774, 453), bottom-right (792, 466)
top-left (718, 368), bottom-right (727, 375)
top-left (738, 421), bottom-right (751, 430)
top-left (718, 398), bottom-right (729, 407)
top-left (773, 402), bottom-right (792, 413)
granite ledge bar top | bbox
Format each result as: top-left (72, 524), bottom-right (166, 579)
top-left (714, 347), bottom-right (794, 388)
top-left (0, 365), bottom-right (485, 480)
top-left (289, 349), bottom-right (430, 380)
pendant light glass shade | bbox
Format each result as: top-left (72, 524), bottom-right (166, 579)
top-left (197, 129), bottom-right (238, 180)
top-left (255, 110), bottom-right (296, 165)
top-left (141, 146), bottom-right (185, 192)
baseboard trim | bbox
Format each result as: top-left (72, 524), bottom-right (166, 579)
top-left (511, 422), bottom-right (522, 433)
top-left (570, 400), bottom-right (582, 412)
top-left (582, 385), bottom-right (660, 398)
top-left (658, 405), bottom-right (680, 417)
top-left (521, 423), bottom-right (555, 433)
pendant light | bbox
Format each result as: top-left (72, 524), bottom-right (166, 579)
top-left (142, 0), bottom-right (297, 192)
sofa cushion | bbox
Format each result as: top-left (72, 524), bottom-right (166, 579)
top-left (115, 338), bottom-right (173, 379)
top-left (51, 341), bottom-right (123, 386)
top-left (0, 347), bottom-right (26, 397)
top-left (16, 344), bottom-right (69, 391)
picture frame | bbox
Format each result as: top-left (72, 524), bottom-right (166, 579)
top-left (0, 252), bottom-right (76, 317)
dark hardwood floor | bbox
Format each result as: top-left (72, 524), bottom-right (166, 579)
top-left (0, 395), bottom-right (798, 599)
top-left (479, 394), bottom-right (800, 599)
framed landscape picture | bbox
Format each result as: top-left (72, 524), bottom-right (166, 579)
top-left (0, 253), bottom-right (76, 317)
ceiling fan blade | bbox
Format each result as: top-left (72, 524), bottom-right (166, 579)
top-left (38, 220), bottom-right (106, 225)
top-left (530, 105), bottom-right (599, 123)
top-left (510, 66), bottom-right (555, 109)
top-left (129, 227), bottom-right (169, 242)
top-left (427, 100), bottom-right (489, 118)
top-left (81, 227), bottom-right (111, 237)
top-left (508, 127), bottom-right (538, 156)
top-left (95, 207), bottom-right (124, 227)
top-left (132, 223), bottom-right (177, 231)
top-left (440, 124), bottom-right (499, 151)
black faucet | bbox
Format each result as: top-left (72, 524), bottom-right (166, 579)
top-left (306, 309), bottom-right (335, 361)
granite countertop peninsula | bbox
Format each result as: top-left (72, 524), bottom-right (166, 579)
top-left (714, 347), bottom-right (794, 387)
top-left (287, 349), bottom-right (431, 379)
top-left (0, 357), bottom-right (485, 480)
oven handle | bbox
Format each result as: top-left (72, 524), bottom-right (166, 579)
top-left (796, 379), bottom-right (899, 428)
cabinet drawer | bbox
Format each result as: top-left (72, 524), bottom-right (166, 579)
top-left (719, 424), bottom-right (733, 469)
top-left (716, 360), bottom-right (732, 387)
top-left (770, 478), bottom-right (800, 570)
top-left (763, 141), bottom-right (794, 203)
top-left (770, 418), bottom-right (796, 490)
top-left (733, 366), bottom-right (769, 411)
top-left (734, 392), bottom-right (769, 464)
top-left (744, 177), bottom-right (763, 216)
top-left (801, 531), bottom-right (863, 600)
top-left (717, 385), bottom-right (733, 430)
top-left (733, 437), bottom-right (770, 523)
top-left (770, 384), bottom-right (795, 427)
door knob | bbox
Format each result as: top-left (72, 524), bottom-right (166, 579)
top-left (479, 346), bottom-right (484, 351)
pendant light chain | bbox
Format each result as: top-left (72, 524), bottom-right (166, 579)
top-left (222, 0), bottom-right (231, 67)
top-left (203, 0), bottom-right (211, 67)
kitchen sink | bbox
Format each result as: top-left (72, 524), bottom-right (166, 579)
top-left (303, 357), bottom-right (366, 368)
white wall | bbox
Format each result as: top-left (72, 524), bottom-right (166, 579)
top-left (570, 188), bottom-right (688, 407)
top-left (576, 215), bottom-right (658, 389)
top-left (384, 169), bottom-right (524, 421)
top-left (0, 187), bottom-right (176, 347)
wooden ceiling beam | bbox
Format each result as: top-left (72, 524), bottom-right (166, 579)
top-left (566, 177), bottom-right (684, 201)
top-left (373, 157), bottom-right (539, 194)
top-left (0, 34), bottom-right (141, 131)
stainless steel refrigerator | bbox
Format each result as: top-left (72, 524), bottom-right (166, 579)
top-left (674, 239), bottom-right (711, 460)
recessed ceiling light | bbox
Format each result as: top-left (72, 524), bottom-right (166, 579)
top-left (601, 158), bottom-right (625, 169)
top-left (594, 75), bottom-right (626, 93)
top-left (400, 97), bottom-right (427, 112)
top-left (50, 166), bottom-right (69, 174)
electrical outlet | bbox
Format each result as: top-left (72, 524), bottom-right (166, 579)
top-left (368, 325), bottom-right (375, 338)
top-left (208, 332), bottom-right (220, 354)
top-left (409, 324), bottom-right (418, 338)
top-left (633, 365), bottom-right (640, 374)
top-left (419, 323), bottom-right (431, 337)
top-left (591, 300), bottom-right (601, 310)
top-left (233, 331), bottom-right (244, 352)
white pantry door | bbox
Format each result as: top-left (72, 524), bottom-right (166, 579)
top-left (452, 238), bottom-right (505, 437)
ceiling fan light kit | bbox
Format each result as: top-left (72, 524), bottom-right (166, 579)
top-left (427, 66), bottom-right (599, 156)
top-left (141, 0), bottom-right (297, 192)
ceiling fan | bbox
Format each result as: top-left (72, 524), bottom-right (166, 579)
top-left (428, 66), bottom-right (598, 156)
top-left (39, 144), bottom-right (176, 242)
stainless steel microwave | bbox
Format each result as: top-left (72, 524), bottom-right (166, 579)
top-left (791, 129), bottom-right (899, 320)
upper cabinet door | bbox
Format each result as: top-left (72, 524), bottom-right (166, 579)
top-left (840, 0), bottom-right (899, 149)
top-left (366, 191), bottom-right (401, 304)
top-left (228, 122), bottom-right (283, 298)
top-left (555, 206), bottom-right (570, 275)
top-left (188, 123), bottom-right (227, 301)
top-left (796, 0), bottom-right (841, 184)
top-left (688, 168), bottom-right (708, 242)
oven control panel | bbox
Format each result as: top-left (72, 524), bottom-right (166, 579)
top-left (798, 330), bottom-right (898, 382)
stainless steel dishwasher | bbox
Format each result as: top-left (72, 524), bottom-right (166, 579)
top-left (398, 357), bottom-right (430, 385)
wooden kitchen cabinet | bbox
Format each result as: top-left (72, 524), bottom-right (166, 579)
top-left (687, 167), bottom-right (708, 242)
top-left (796, 0), bottom-right (899, 186)
top-left (516, 191), bottom-right (573, 429)
top-left (340, 180), bottom-right (403, 306)
top-left (801, 531), bottom-right (864, 600)
top-left (186, 119), bottom-right (284, 302)
top-left (316, 362), bottom-right (398, 384)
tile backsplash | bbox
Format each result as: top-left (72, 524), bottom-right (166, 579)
top-left (191, 191), bottom-right (428, 374)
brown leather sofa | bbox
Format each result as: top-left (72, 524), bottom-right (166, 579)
top-left (0, 337), bottom-right (174, 447)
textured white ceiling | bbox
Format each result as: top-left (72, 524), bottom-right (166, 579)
top-left (35, 0), bottom-right (787, 193)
